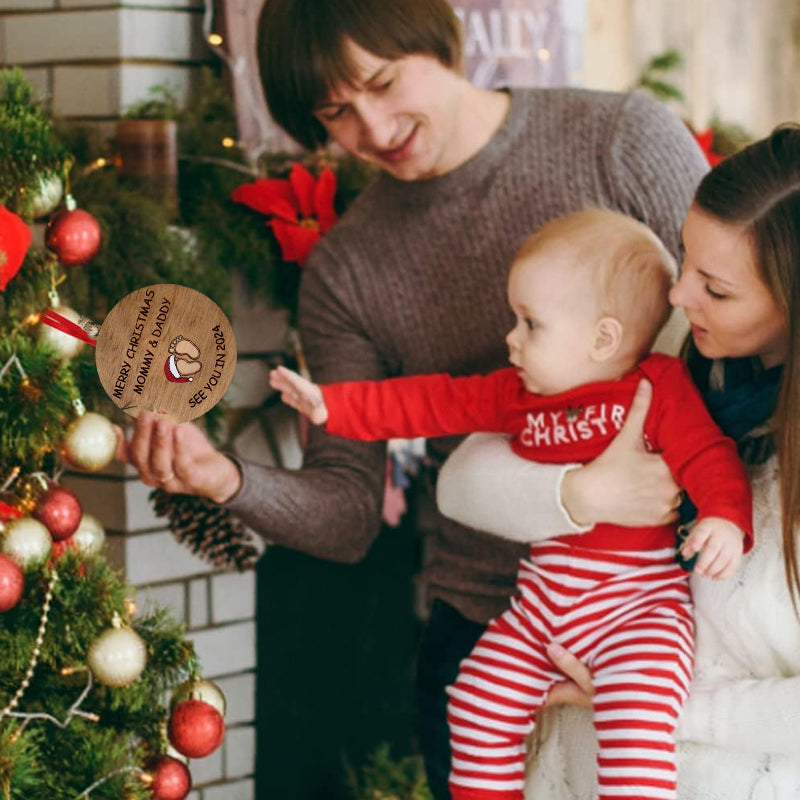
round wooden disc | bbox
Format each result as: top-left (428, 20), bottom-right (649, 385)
top-left (95, 284), bottom-right (237, 422)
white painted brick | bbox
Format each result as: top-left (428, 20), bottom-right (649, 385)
top-left (137, 581), bottom-right (186, 623)
top-left (224, 360), bottom-right (272, 409)
top-left (61, 1), bottom-right (201, 7)
top-left (61, 472), bottom-right (163, 533)
top-left (5, 11), bottom-right (121, 63)
top-left (231, 273), bottom-right (291, 354)
top-left (224, 725), bottom-right (255, 780)
top-left (189, 746), bottom-right (224, 786)
top-left (52, 63), bottom-right (195, 119)
top-left (120, 8), bottom-right (207, 61)
top-left (210, 571), bottom-right (255, 624)
top-left (16, 68), bottom-right (50, 101)
top-left (202, 778), bottom-right (254, 800)
top-left (52, 65), bottom-right (120, 117)
top-left (123, 478), bottom-right (164, 530)
top-left (4, 9), bottom-right (205, 64)
top-left (230, 405), bottom-right (303, 470)
top-left (189, 577), bottom-right (209, 629)
top-left (0, 1), bottom-right (54, 9)
top-left (119, 64), bottom-right (195, 115)
top-left (190, 621), bottom-right (256, 677)
top-left (214, 673), bottom-right (255, 726)
top-left (126, 530), bottom-right (214, 584)
top-left (60, 474), bottom-right (128, 531)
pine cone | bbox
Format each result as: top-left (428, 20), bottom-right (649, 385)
top-left (150, 489), bottom-right (261, 571)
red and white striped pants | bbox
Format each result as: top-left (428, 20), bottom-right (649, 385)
top-left (447, 540), bottom-right (694, 800)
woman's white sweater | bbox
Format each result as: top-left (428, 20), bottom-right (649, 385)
top-left (522, 457), bottom-right (800, 798)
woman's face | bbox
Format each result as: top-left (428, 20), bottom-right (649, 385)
top-left (669, 204), bottom-right (789, 368)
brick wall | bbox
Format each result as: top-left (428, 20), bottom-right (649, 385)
top-left (0, 3), bottom-right (286, 798)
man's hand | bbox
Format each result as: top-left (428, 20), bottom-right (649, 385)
top-left (560, 379), bottom-right (681, 527)
top-left (115, 411), bottom-right (242, 504)
top-left (269, 365), bottom-right (329, 425)
top-left (681, 516), bottom-right (745, 579)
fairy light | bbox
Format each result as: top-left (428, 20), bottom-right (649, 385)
top-left (208, 32), bottom-right (223, 46)
top-left (538, 48), bottom-right (551, 61)
top-left (221, 136), bottom-right (236, 148)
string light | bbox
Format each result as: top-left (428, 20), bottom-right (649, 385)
top-left (208, 32), bottom-right (223, 46)
top-left (538, 48), bottom-right (552, 61)
top-left (221, 136), bottom-right (236, 148)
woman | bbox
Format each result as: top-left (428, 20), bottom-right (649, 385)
top-left (436, 124), bottom-right (800, 798)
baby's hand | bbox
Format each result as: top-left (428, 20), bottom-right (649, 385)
top-left (269, 365), bottom-right (329, 425)
top-left (680, 516), bottom-right (744, 579)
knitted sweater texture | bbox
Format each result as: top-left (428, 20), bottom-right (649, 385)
top-left (524, 457), bottom-right (800, 798)
top-left (225, 86), bottom-right (708, 623)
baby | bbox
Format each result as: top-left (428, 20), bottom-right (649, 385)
top-left (270, 208), bottom-right (752, 800)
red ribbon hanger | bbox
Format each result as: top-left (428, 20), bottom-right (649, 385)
top-left (40, 308), bottom-right (97, 347)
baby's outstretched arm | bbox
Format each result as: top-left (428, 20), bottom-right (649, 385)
top-left (680, 516), bottom-right (745, 580)
top-left (269, 365), bottom-right (329, 425)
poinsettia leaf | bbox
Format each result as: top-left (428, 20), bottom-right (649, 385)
top-left (0, 205), bottom-right (32, 292)
top-left (270, 219), bottom-right (320, 266)
top-left (288, 163), bottom-right (317, 219)
top-left (231, 179), bottom-right (298, 222)
top-left (314, 167), bottom-right (338, 232)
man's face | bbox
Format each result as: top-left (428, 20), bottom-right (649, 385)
top-left (313, 39), bottom-right (467, 181)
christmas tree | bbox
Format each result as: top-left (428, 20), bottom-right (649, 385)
top-left (0, 68), bottom-right (226, 800)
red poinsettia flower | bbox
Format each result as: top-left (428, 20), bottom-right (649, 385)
top-left (694, 129), bottom-right (725, 167)
top-left (0, 205), bottom-right (32, 291)
top-left (231, 162), bottom-right (338, 266)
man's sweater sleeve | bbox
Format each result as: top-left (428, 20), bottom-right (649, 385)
top-left (223, 243), bottom-right (391, 563)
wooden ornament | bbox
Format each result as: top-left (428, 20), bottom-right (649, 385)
top-left (95, 284), bottom-right (236, 422)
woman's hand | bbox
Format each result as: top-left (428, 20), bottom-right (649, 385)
top-left (115, 411), bottom-right (242, 504)
top-left (543, 642), bottom-right (594, 709)
top-left (560, 379), bottom-right (681, 527)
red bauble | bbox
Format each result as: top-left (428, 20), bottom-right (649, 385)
top-left (168, 699), bottom-right (226, 759)
top-left (0, 205), bottom-right (32, 291)
top-left (33, 485), bottom-right (83, 541)
top-left (147, 756), bottom-right (192, 800)
top-left (0, 553), bottom-right (24, 612)
top-left (45, 207), bottom-right (101, 266)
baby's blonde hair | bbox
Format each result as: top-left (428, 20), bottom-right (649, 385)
top-left (515, 208), bottom-right (677, 361)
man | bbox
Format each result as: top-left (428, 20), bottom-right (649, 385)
top-left (120, 1), bottom-right (707, 796)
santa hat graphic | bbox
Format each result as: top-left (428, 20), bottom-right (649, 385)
top-left (165, 354), bottom-right (193, 382)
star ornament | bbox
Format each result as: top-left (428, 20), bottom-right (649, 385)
top-left (0, 205), bottom-right (33, 291)
top-left (232, 163), bottom-right (338, 266)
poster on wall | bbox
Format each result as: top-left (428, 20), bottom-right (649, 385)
top-left (220, 0), bottom-right (566, 162)
top-left (453, 0), bottom-right (566, 88)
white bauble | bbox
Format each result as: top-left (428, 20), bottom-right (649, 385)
top-left (72, 513), bottom-right (106, 555)
top-left (39, 305), bottom-right (84, 359)
top-left (170, 678), bottom-right (227, 717)
top-left (87, 625), bottom-right (147, 687)
top-left (31, 172), bottom-right (64, 219)
top-left (0, 517), bottom-right (52, 567)
top-left (63, 412), bottom-right (117, 472)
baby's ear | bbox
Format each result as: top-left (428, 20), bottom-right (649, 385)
top-left (591, 316), bottom-right (623, 362)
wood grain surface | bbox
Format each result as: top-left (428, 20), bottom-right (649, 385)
top-left (95, 284), bottom-right (236, 422)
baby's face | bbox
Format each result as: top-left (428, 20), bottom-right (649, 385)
top-left (505, 254), bottom-right (601, 395)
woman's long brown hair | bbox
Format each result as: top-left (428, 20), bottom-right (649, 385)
top-left (694, 124), bottom-right (800, 607)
